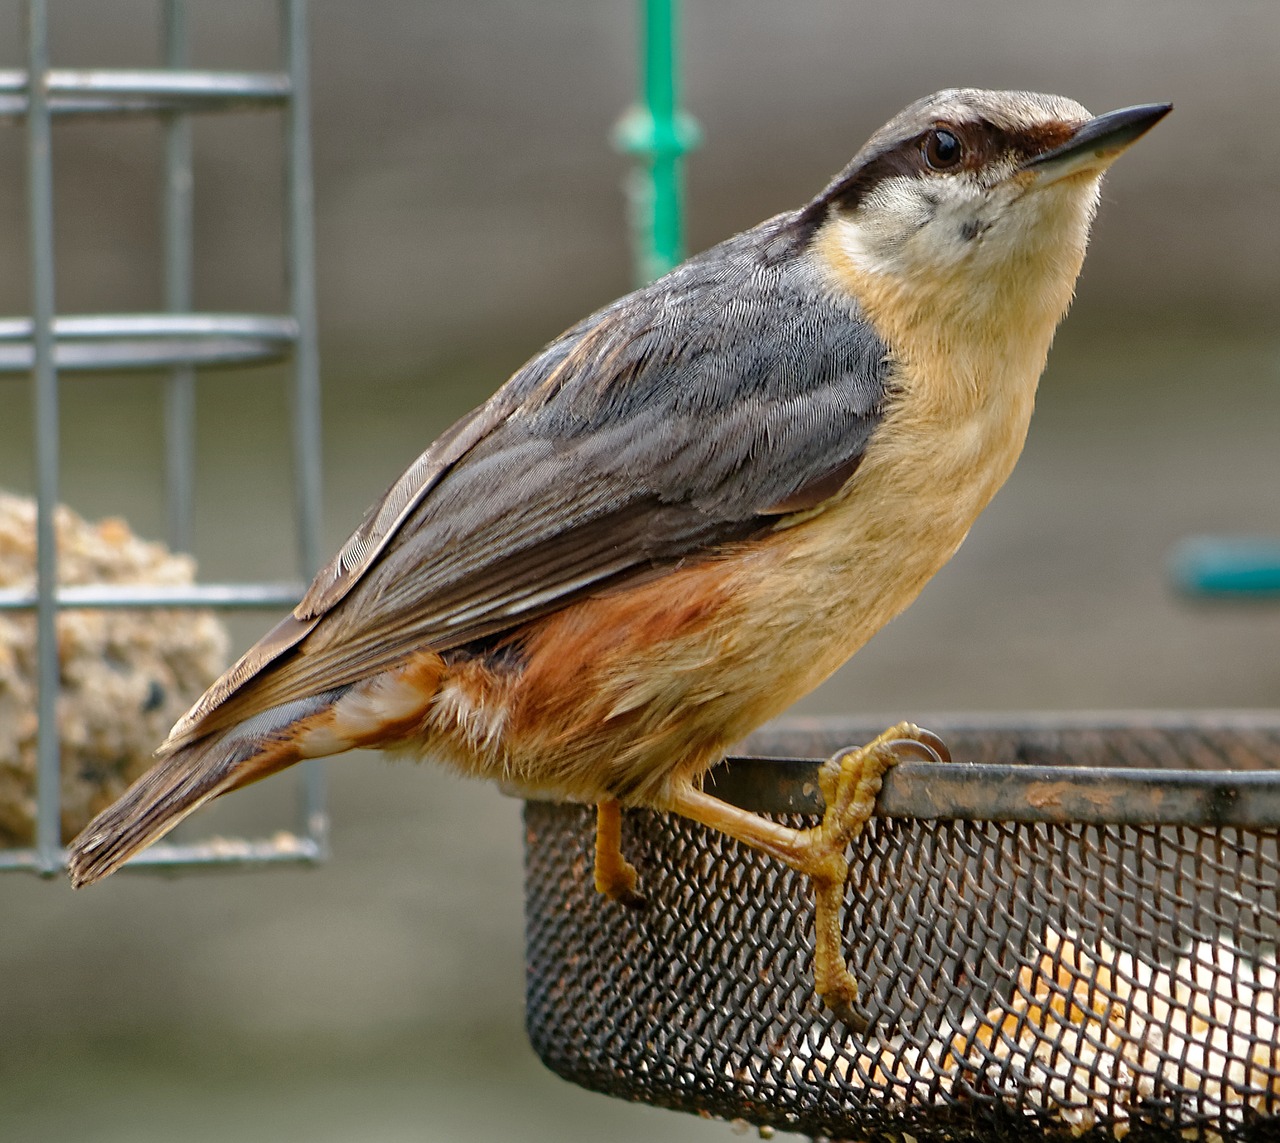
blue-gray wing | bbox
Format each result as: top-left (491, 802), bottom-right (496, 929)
top-left (169, 213), bottom-right (890, 745)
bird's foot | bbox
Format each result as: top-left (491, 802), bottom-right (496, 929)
top-left (659, 724), bottom-right (949, 1031)
top-left (806, 723), bottom-right (950, 1027)
top-left (593, 798), bottom-right (647, 908)
top-left (814, 722), bottom-right (950, 862)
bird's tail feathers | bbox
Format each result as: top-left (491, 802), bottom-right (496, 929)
top-left (67, 691), bottom-right (343, 889)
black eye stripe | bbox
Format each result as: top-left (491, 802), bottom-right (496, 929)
top-left (793, 115), bottom-right (1082, 232)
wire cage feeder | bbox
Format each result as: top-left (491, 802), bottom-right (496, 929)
top-left (0, 0), bottom-right (326, 876)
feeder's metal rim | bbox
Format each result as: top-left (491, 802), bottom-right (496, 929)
top-left (0, 68), bottom-right (290, 119)
top-left (511, 711), bottom-right (1280, 827)
top-left (742, 708), bottom-right (1280, 738)
top-left (705, 756), bottom-right (1280, 827)
top-left (0, 581), bottom-right (305, 611)
top-left (0, 313), bottom-right (298, 372)
top-left (514, 758), bottom-right (1280, 829)
top-left (0, 830), bottom-right (327, 879)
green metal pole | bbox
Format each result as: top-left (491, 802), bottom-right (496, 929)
top-left (613, 0), bottom-right (700, 284)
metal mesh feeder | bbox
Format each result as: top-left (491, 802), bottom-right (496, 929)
top-left (522, 713), bottom-right (1280, 1142)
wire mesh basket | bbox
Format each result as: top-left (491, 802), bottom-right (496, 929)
top-left (522, 713), bottom-right (1280, 1142)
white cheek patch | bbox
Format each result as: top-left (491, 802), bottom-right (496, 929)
top-left (830, 176), bottom-right (925, 275)
top-left (834, 172), bottom-right (987, 276)
top-left (833, 160), bottom-right (1098, 287)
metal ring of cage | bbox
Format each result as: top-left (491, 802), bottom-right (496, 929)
top-left (522, 713), bottom-right (1280, 1142)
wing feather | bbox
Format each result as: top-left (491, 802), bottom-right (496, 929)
top-left (166, 212), bottom-right (892, 749)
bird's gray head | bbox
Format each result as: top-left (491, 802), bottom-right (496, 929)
top-left (803, 89), bottom-right (1169, 316)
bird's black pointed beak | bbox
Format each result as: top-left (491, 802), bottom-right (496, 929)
top-left (1022, 102), bottom-right (1172, 184)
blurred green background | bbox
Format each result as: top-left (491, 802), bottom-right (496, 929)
top-left (2, 2), bottom-right (1278, 1140)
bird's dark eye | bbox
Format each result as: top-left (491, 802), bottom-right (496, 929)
top-left (923, 128), bottom-right (963, 170)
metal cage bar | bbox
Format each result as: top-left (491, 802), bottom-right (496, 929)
top-left (281, 0), bottom-right (328, 859)
top-left (26, 0), bottom-right (60, 876)
top-left (162, 0), bottom-right (196, 555)
top-left (0, 0), bottom-right (327, 876)
top-left (0, 68), bottom-right (292, 119)
top-left (0, 313), bottom-right (299, 371)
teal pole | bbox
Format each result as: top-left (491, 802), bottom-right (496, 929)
top-left (613, 0), bottom-right (700, 284)
top-left (1171, 538), bottom-right (1280, 599)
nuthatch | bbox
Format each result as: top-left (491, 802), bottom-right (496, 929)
top-left (69, 89), bottom-right (1169, 1028)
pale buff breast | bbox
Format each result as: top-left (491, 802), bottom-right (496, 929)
top-left (418, 368), bottom-right (1041, 807)
top-left (411, 214), bottom-right (1084, 803)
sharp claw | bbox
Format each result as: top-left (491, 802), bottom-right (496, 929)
top-left (882, 737), bottom-right (932, 762)
top-left (821, 995), bottom-right (870, 1034)
top-left (616, 887), bottom-right (648, 910)
top-left (917, 726), bottom-right (952, 763)
top-left (884, 728), bottom-right (951, 764)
